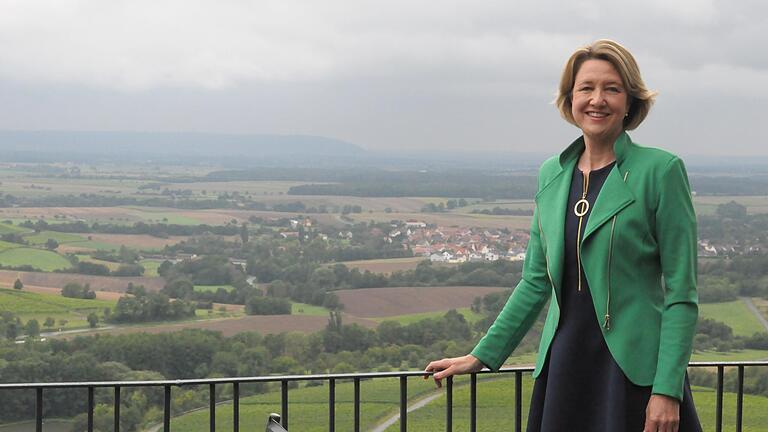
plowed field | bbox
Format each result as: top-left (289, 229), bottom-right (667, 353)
top-left (336, 286), bottom-right (506, 318)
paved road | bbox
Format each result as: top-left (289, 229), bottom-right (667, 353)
top-left (740, 297), bottom-right (768, 332)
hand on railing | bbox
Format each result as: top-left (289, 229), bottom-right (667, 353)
top-left (424, 354), bottom-right (484, 388)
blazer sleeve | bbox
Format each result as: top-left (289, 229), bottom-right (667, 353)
top-left (651, 156), bottom-right (699, 400)
top-left (471, 198), bottom-right (553, 371)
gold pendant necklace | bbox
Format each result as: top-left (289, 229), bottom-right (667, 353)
top-left (575, 171), bottom-right (589, 292)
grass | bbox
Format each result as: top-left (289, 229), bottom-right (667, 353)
top-left (194, 285), bottom-right (236, 293)
top-left (22, 231), bottom-right (87, 245)
top-left (0, 222), bottom-right (30, 235)
top-left (139, 259), bottom-right (164, 277)
top-left (75, 254), bottom-right (122, 270)
top-left (699, 300), bottom-right (767, 337)
top-left (291, 302), bottom-right (329, 316)
top-left (691, 349), bottom-right (768, 362)
top-left (0, 248), bottom-right (71, 271)
top-left (0, 240), bottom-right (21, 253)
top-left (374, 307), bottom-right (485, 325)
top-left (0, 288), bottom-right (114, 330)
top-left (63, 239), bottom-right (123, 251)
top-left (171, 375), bottom-right (440, 431)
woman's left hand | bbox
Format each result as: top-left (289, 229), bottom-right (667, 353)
top-left (643, 394), bottom-right (680, 432)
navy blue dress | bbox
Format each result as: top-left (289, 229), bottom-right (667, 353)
top-left (525, 162), bottom-right (702, 432)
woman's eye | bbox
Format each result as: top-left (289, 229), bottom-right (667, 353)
top-left (578, 87), bottom-right (592, 92)
top-left (607, 87), bottom-right (621, 93)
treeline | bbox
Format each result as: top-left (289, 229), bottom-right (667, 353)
top-left (289, 174), bottom-right (537, 199)
top-left (0, 311), bottom-right (479, 429)
top-left (690, 175), bottom-right (768, 196)
top-left (470, 207), bottom-right (534, 216)
top-left (698, 255), bottom-right (768, 302)
top-left (19, 220), bottom-right (241, 237)
top-left (698, 201), bottom-right (768, 255)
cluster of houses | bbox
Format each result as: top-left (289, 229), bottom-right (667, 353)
top-left (386, 220), bottom-right (529, 263)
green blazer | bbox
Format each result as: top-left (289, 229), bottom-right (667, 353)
top-left (471, 131), bottom-right (698, 401)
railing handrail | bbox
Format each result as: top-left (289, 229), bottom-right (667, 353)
top-left (0, 360), bottom-right (768, 390)
top-left (0, 360), bottom-right (765, 389)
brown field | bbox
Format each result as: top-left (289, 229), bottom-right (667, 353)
top-left (86, 233), bottom-right (193, 248)
top-left (336, 286), bottom-right (507, 318)
top-left (0, 270), bottom-right (165, 292)
top-left (56, 313), bottom-right (377, 339)
top-left (341, 257), bottom-right (430, 274)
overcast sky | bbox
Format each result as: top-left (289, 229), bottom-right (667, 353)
top-left (0, 0), bottom-right (766, 156)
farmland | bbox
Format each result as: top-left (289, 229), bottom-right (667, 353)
top-left (336, 286), bottom-right (506, 318)
top-left (0, 288), bottom-right (114, 330)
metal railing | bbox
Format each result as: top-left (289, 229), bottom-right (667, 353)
top-left (0, 360), bottom-right (766, 432)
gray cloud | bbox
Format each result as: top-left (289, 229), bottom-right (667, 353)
top-left (0, 0), bottom-right (766, 156)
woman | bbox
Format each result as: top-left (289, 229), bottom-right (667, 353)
top-left (425, 39), bottom-right (701, 432)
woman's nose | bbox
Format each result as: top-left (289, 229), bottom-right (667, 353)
top-left (589, 90), bottom-right (606, 106)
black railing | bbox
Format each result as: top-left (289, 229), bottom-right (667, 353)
top-left (1, 361), bottom-right (766, 432)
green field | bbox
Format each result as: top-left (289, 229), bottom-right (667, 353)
top-left (165, 370), bottom-right (768, 432)
top-left (375, 307), bottom-right (485, 325)
top-left (194, 285), bottom-right (236, 293)
top-left (75, 254), bottom-right (122, 270)
top-left (22, 230), bottom-right (87, 245)
top-left (139, 259), bottom-right (164, 276)
top-left (0, 223), bottom-right (29, 235)
top-left (0, 240), bottom-right (20, 253)
top-left (0, 288), bottom-right (114, 330)
top-left (699, 300), bottom-right (766, 337)
top-left (0, 247), bottom-right (71, 271)
top-left (171, 375), bottom-right (440, 431)
top-left (291, 302), bottom-right (329, 316)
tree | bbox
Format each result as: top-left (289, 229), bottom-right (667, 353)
top-left (13, 278), bottom-right (23, 290)
top-left (87, 313), bottom-right (99, 328)
top-left (25, 319), bottom-right (40, 337)
top-left (43, 317), bottom-right (56, 330)
top-left (45, 238), bottom-right (59, 250)
top-left (240, 223), bottom-right (249, 244)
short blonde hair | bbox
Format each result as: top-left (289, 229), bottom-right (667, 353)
top-left (555, 39), bottom-right (657, 131)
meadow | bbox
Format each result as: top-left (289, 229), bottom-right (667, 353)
top-left (0, 288), bottom-right (115, 330)
top-left (167, 370), bottom-right (768, 432)
top-left (699, 300), bottom-right (767, 337)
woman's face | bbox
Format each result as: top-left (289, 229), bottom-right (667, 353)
top-left (571, 59), bottom-right (629, 144)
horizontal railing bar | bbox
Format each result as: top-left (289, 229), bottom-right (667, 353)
top-left (0, 361), bottom-right (765, 390)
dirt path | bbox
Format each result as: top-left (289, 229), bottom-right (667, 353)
top-left (370, 390), bottom-right (444, 432)
top-left (741, 296), bottom-right (768, 332)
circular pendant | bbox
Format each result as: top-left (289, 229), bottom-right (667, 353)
top-left (574, 199), bottom-right (590, 217)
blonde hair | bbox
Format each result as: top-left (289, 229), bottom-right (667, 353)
top-left (555, 39), bottom-right (657, 131)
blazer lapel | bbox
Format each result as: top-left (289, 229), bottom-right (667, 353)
top-left (582, 164), bottom-right (635, 241)
top-left (534, 156), bottom-right (577, 303)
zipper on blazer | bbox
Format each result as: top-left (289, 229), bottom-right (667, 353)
top-left (604, 169), bottom-right (630, 331)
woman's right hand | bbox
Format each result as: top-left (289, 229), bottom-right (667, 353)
top-left (424, 355), bottom-right (484, 388)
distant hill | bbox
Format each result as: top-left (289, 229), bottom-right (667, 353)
top-left (0, 130), bottom-right (366, 164)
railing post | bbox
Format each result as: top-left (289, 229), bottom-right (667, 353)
top-left (281, 380), bottom-right (289, 430)
top-left (515, 371), bottom-right (522, 432)
top-left (114, 386), bottom-right (121, 432)
top-left (446, 376), bottom-right (453, 432)
top-left (233, 382), bottom-right (240, 432)
top-left (329, 378), bottom-right (336, 432)
top-left (88, 386), bottom-right (94, 432)
top-left (354, 377), bottom-right (361, 432)
top-left (400, 376), bottom-right (407, 432)
top-left (210, 383), bottom-right (216, 432)
top-left (36, 387), bottom-right (43, 432)
top-left (164, 385), bottom-right (171, 431)
top-left (737, 365), bottom-right (744, 432)
top-left (716, 366), bottom-right (724, 432)
top-left (470, 373), bottom-right (477, 432)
